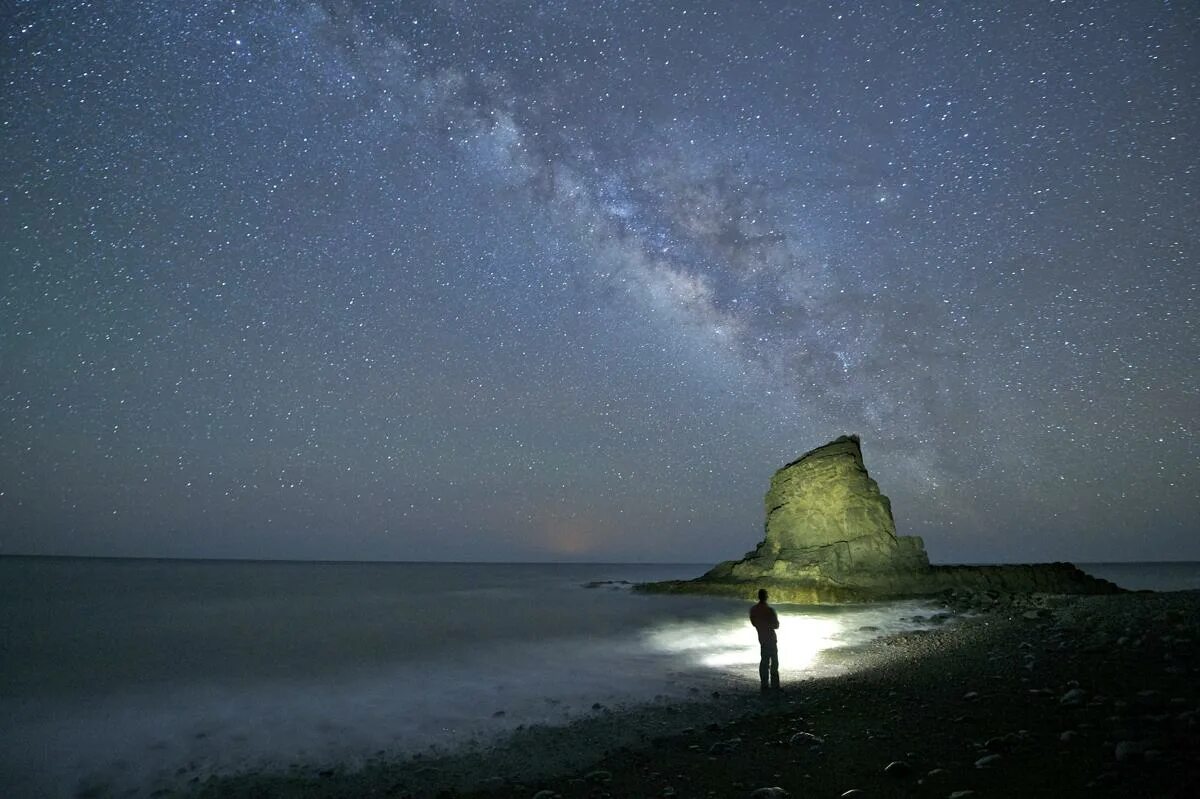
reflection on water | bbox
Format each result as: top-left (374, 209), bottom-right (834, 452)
top-left (644, 615), bottom-right (842, 670)
top-left (643, 600), bottom-right (952, 677)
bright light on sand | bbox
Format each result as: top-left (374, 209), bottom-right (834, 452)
top-left (644, 614), bottom-right (843, 672)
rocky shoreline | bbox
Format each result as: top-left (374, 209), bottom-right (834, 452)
top-left (635, 563), bottom-right (1124, 605)
top-left (180, 590), bottom-right (1199, 799)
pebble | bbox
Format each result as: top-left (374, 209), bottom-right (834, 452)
top-left (584, 769), bottom-right (613, 784)
top-left (1087, 771), bottom-right (1120, 788)
top-left (788, 732), bottom-right (824, 747)
top-left (1136, 689), bottom-right (1165, 709)
top-left (708, 738), bottom-right (742, 755)
top-left (1060, 688), bottom-right (1088, 706)
top-left (531, 791), bottom-right (559, 799)
top-left (1114, 740), bottom-right (1144, 763)
top-left (883, 760), bottom-right (912, 777)
top-left (839, 790), bottom-right (865, 798)
top-left (948, 791), bottom-right (977, 798)
top-left (974, 753), bottom-right (1002, 768)
top-left (983, 735), bottom-right (1010, 753)
top-left (748, 788), bottom-right (789, 799)
top-left (1059, 730), bottom-right (1078, 743)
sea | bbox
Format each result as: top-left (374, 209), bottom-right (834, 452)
top-left (1, 557), bottom-right (1196, 798)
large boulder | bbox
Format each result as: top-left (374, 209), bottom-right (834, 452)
top-left (754, 435), bottom-right (927, 572)
top-left (641, 435), bottom-right (1122, 603)
top-left (698, 436), bottom-right (932, 599)
top-left (765, 434), bottom-right (900, 550)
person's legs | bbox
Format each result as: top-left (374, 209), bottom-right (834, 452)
top-left (768, 643), bottom-right (780, 689)
top-left (759, 643), bottom-right (771, 690)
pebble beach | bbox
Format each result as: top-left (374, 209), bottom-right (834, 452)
top-left (178, 590), bottom-right (1200, 799)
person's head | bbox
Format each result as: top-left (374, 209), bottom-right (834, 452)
top-left (757, 588), bottom-right (768, 603)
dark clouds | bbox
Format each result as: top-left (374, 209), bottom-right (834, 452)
top-left (1, 1), bottom-right (1196, 563)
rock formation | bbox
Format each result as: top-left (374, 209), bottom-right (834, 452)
top-left (642, 435), bottom-right (1121, 603)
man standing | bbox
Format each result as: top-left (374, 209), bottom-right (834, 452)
top-left (749, 588), bottom-right (780, 692)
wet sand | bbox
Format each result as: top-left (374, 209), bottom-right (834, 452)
top-left (181, 591), bottom-right (1200, 799)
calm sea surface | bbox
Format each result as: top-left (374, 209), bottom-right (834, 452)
top-left (0, 557), bottom-right (1194, 797)
top-left (1077, 561), bottom-right (1200, 592)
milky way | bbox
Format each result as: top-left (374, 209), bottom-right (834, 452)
top-left (2, 1), bottom-right (1196, 562)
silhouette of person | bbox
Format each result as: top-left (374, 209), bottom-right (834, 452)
top-left (749, 588), bottom-right (780, 692)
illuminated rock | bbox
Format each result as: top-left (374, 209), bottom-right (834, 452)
top-left (641, 435), bottom-right (1122, 603)
top-left (737, 434), bottom-right (929, 580)
top-left (694, 435), bottom-right (932, 600)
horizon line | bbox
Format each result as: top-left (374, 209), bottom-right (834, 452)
top-left (1, 553), bottom-right (1198, 567)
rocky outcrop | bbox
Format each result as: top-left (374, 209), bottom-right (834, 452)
top-left (641, 435), bottom-right (1122, 603)
top-left (717, 435), bottom-right (931, 587)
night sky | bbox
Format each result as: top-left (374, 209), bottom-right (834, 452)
top-left (2, 1), bottom-right (1196, 564)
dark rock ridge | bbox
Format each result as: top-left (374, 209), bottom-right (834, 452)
top-left (641, 435), bottom-right (1122, 603)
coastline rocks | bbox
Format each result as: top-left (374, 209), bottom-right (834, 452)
top-left (639, 435), bottom-right (1124, 603)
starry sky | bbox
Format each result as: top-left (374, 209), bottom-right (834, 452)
top-left (2, 1), bottom-right (1196, 564)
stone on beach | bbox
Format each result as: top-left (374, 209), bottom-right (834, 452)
top-left (1060, 688), bottom-right (1088, 706)
top-left (788, 731), bottom-right (824, 747)
top-left (1114, 740), bottom-right (1147, 763)
top-left (708, 738), bottom-right (742, 755)
top-left (749, 788), bottom-right (790, 799)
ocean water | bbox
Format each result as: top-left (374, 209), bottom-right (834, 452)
top-left (1077, 561), bottom-right (1200, 592)
top-left (1, 558), bottom-right (1195, 797)
top-left (1, 557), bottom-right (951, 798)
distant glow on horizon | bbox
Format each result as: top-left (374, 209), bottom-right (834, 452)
top-left (644, 615), bottom-right (842, 672)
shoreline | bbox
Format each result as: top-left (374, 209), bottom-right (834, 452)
top-left (176, 590), bottom-right (1200, 799)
